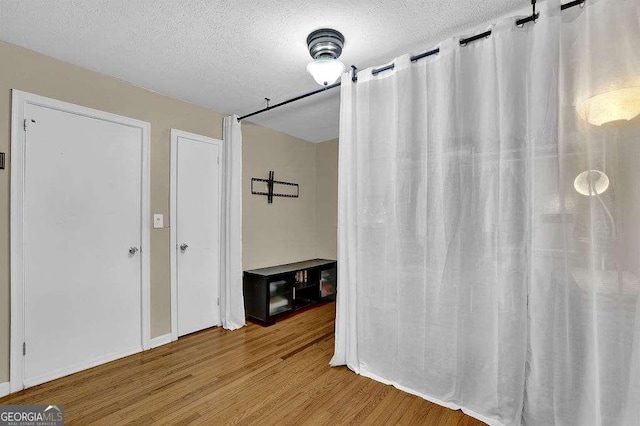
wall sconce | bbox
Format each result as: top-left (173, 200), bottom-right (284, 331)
top-left (574, 169), bottom-right (609, 196)
top-left (576, 86), bottom-right (640, 126)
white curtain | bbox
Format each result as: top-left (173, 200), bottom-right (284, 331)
top-left (332, 0), bottom-right (640, 425)
top-left (220, 115), bottom-right (245, 330)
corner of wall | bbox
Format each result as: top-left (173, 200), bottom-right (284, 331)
top-left (315, 143), bottom-right (320, 260)
top-left (314, 138), bottom-right (339, 261)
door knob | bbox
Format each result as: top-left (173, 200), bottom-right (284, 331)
top-left (180, 243), bottom-right (189, 251)
top-left (129, 247), bottom-right (139, 255)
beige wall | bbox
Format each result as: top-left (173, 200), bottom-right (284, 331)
top-left (0, 41), bottom-right (338, 384)
top-left (242, 122), bottom-right (319, 270)
top-left (316, 139), bottom-right (338, 260)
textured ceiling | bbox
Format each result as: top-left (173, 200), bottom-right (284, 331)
top-left (0, 0), bottom-right (527, 142)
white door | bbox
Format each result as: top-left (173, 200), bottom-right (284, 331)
top-left (22, 103), bottom-right (144, 387)
top-left (173, 131), bottom-right (221, 336)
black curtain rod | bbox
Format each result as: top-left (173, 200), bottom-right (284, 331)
top-left (238, 0), bottom-right (586, 122)
top-left (561, 0), bottom-right (586, 10)
top-left (515, 0), bottom-right (539, 27)
top-left (372, 0), bottom-right (584, 73)
top-left (238, 82), bottom-right (341, 121)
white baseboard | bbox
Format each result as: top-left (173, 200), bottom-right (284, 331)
top-left (0, 382), bottom-right (10, 398)
top-left (149, 333), bottom-right (172, 349)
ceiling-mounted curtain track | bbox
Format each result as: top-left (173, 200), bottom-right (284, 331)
top-left (515, 0), bottom-right (539, 27)
top-left (238, 0), bottom-right (586, 122)
top-left (238, 82), bottom-right (341, 121)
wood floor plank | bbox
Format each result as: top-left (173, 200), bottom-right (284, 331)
top-left (0, 303), bottom-right (486, 425)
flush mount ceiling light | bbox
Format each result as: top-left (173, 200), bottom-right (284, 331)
top-left (576, 86), bottom-right (640, 126)
top-left (574, 170), bottom-right (610, 196)
top-left (306, 28), bottom-right (345, 86)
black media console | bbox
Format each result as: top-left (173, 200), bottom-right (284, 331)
top-left (243, 259), bottom-right (337, 326)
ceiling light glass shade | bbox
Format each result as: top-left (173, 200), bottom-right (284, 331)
top-left (576, 87), bottom-right (640, 126)
top-left (574, 170), bottom-right (610, 196)
top-left (306, 59), bottom-right (345, 86)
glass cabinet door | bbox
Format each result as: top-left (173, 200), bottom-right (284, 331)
top-left (269, 279), bottom-right (293, 316)
top-left (319, 267), bottom-right (337, 299)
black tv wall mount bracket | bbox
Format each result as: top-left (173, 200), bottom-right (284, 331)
top-left (251, 171), bottom-right (299, 204)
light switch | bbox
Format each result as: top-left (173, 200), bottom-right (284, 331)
top-left (153, 214), bottom-right (164, 229)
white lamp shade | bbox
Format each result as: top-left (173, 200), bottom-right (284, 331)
top-left (306, 59), bottom-right (345, 86)
top-left (576, 86), bottom-right (640, 126)
top-left (574, 170), bottom-right (610, 196)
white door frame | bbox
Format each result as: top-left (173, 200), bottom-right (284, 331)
top-left (10, 90), bottom-right (151, 392)
top-left (169, 129), bottom-right (223, 341)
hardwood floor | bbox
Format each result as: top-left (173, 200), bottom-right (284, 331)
top-left (0, 303), bottom-right (485, 425)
